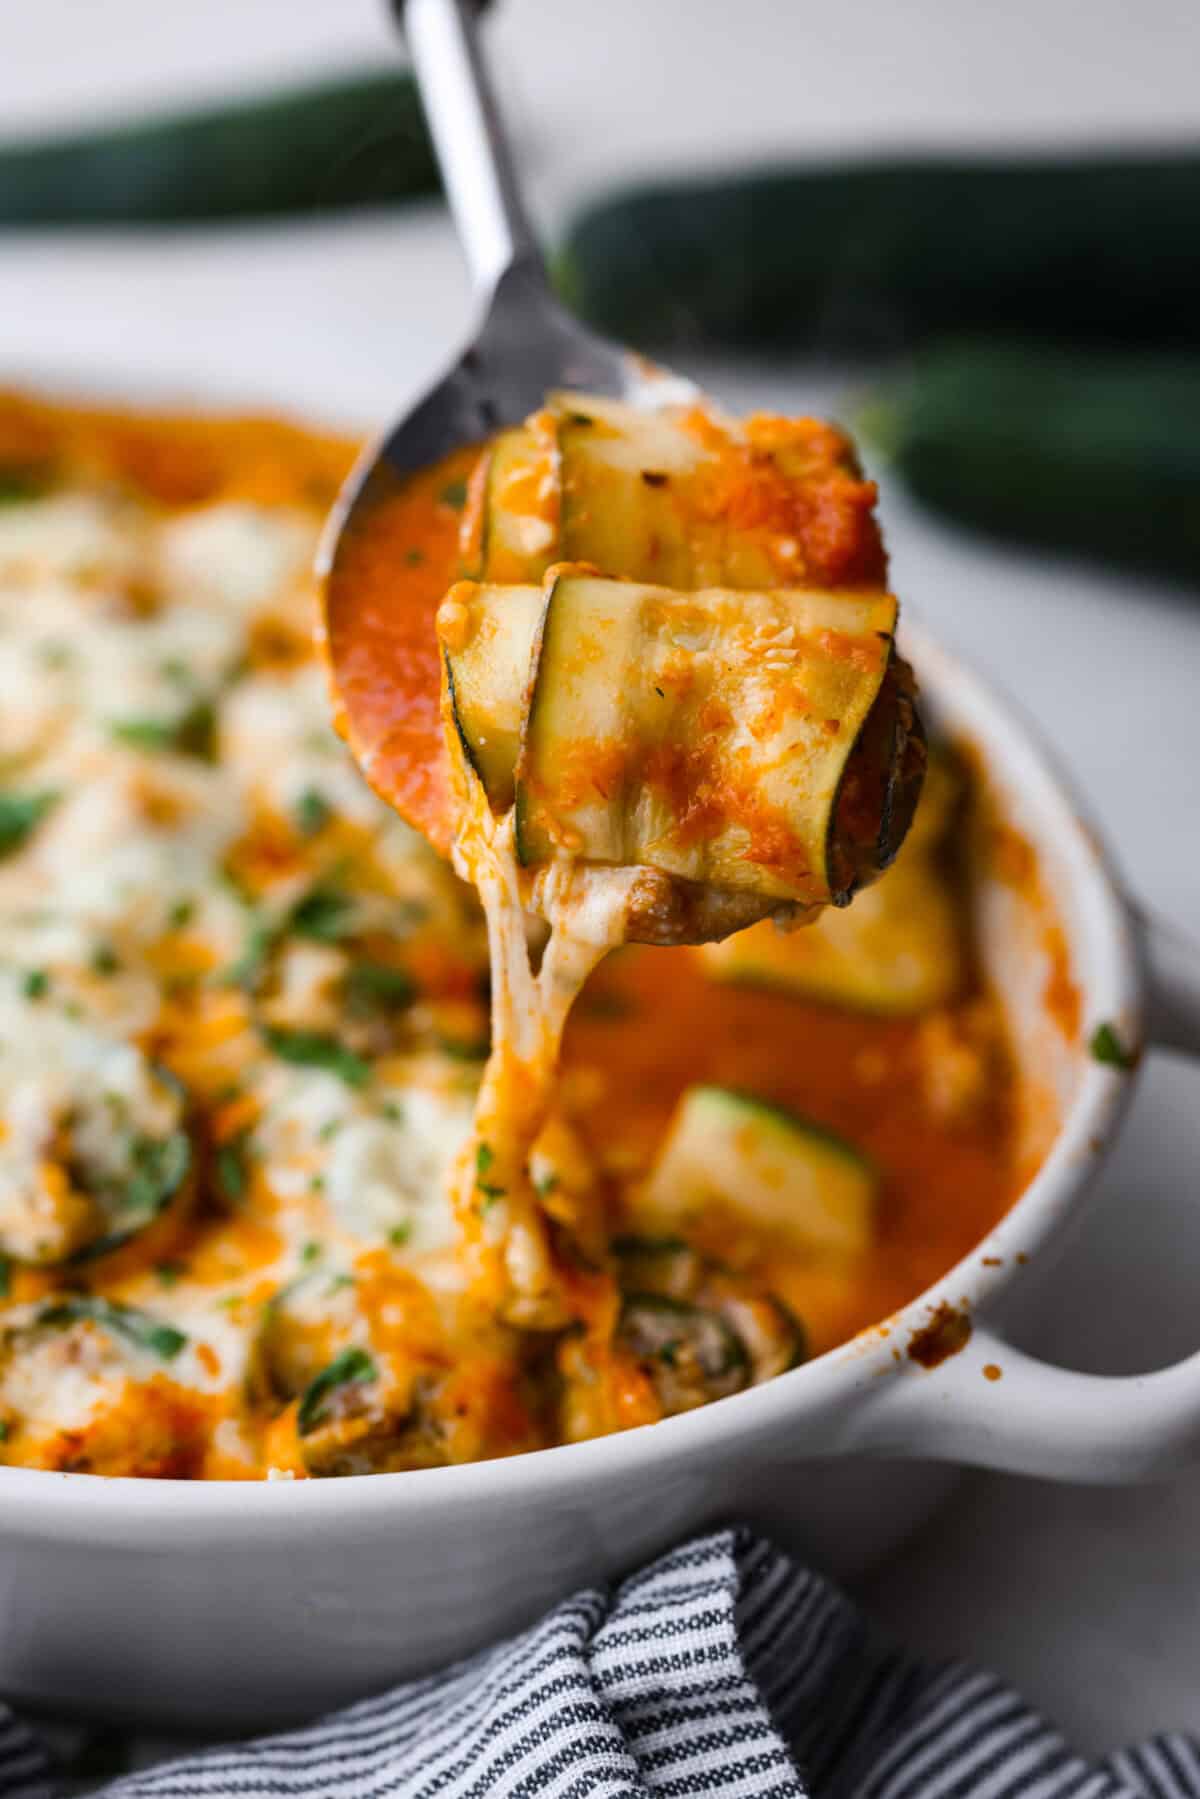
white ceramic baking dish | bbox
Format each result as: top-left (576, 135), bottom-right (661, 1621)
top-left (0, 613), bottom-right (1195, 1729)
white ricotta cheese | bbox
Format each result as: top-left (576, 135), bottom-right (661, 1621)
top-left (155, 503), bottom-right (317, 618)
top-left (0, 981), bottom-right (184, 1262)
top-left (324, 1086), bottom-right (470, 1254)
top-left (219, 663), bottom-right (385, 829)
top-left (0, 493), bottom-right (145, 590)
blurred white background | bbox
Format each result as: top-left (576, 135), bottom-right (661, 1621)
top-left (3, 0), bottom-right (1200, 1754)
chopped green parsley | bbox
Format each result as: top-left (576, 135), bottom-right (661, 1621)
top-left (110, 699), bottom-right (215, 759)
top-left (293, 787), bottom-right (333, 838)
top-left (0, 789), bottom-right (58, 861)
top-left (1089, 1021), bottom-right (1137, 1071)
top-left (37, 1295), bottom-right (187, 1361)
top-left (297, 1346), bottom-right (378, 1436)
top-left (263, 1027), bottom-right (370, 1089)
top-left (475, 1140), bottom-right (506, 1202)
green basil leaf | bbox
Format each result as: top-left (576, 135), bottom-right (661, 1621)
top-left (227, 916), bottom-right (276, 992)
top-left (0, 467), bottom-right (49, 505)
top-left (215, 1130), bottom-right (250, 1205)
top-left (263, 1027), bottom-right (370, 1088)
top-left (37, 1295), bottom-right (187, 1361)
top-left (110, 699), bottom-right (215, 759)
top-left (288, 885), bottom-right (355, 943)
top-left (474, 1139), bottom-right (505, 1202)
top-left (1089, 1021), bottom-right (1137, 1070)
top-left (121, 1129), bottom-right (191, 1219)
top-left (293, 788), bottom-right (333, 837)
top-left (344, 959), bottom-right (416, 1012)
top-left (226, 882), bottom-right (355, 990)
top-left (72, 1116), bottom-right (192, 1264)
top-left (297, 1345), bottom-right (377, 1435)
top-left (0, 790), bottom-right (58, 860)
top-left (436, 1033), bottom-right (490, 1062)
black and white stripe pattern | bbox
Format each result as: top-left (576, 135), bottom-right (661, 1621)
top-left (0, 1529), bottom-right (1195, 1797)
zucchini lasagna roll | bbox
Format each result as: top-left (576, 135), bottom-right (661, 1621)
top-left (443, 391), bottom-right (924, 944)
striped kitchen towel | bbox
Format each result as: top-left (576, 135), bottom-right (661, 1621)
top-left (1, 1528), bottom-right (1196, 1798)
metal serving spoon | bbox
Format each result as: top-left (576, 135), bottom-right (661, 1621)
top-left (318, 0), bottom-right (695, 852)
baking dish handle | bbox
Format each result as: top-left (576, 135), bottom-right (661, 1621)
top-left (845, 907), bottom-right (1200, 1483)
top-left (1137, 905), bottom-right (1200, 1058)
top-left (844, 1323), bottom-right (1200, 1483)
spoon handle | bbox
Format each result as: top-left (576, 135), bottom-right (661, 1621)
top-left (400, 0), bottom-right (545, 299)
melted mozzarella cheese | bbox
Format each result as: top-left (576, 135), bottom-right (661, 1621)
top-left (0, 911), bottom-right (163, 1038)
top-left (252, 1056), bottom-right (468, 1259)
top-left (155, 502), bottom-right (318, 617)
top-left (0, 978), bottom-right (183, 1262)
top-left (0, 562), bottom-right (241, 791)
top-left (444, 765), bottom-right (623, 1320)
top-left (0, 1311), bottom-right (137, 1434)
top-left (220, 664), bottom-right (385, 829)
top-left (250, 1065), bottom-right (356, 1204)
top-left (0, 754), bottom-right (243, 949)
top-left (0, 493), bottom-right (146, 588)
top-left (325, 1088), bottom-right (470, 1254)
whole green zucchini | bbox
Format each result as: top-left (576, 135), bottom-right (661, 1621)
top-left (555, 152), bottom-right (1200, 354)
top-left (0, 71), bottom-right (437, 225)
top-left (867, 341), bottom-right (1200, 585)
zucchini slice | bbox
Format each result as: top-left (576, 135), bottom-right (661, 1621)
top-left (611, 1233), bottom-right (700, 1301)
top-left (702, 750), bottom-right (965, 1013)
top-left (473, 394), bottom-right (707, 587)
top-left (641, 1084), bottom-right (876, 1257)
top-left (611, 1234), bottom-right (806, 1395)
top-left (552, 392), bottom-right (864, 589)
top-left (555, 391), bottom-right (718, 587)
top-left (72, 1094), bottom-right (192, 1265)
top-left (0, 1296), bottom-right (194, 1472)
top-left (440, 581), bottom-right (544, 809)
top-left (251, 1264), bottom-right (356, 1406)
top-left (472, 415), bottom-right (559, 584)
top-left (617, 1293), bottom-right (748, 1413)
top-left (251, 1267), bottom-right (432, 1476)
top-left (513, 574), bottom-right (898, 905)
top-left (475, 392), bottom-right (879, 592)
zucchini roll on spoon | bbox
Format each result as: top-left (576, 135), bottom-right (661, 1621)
top-left (327, 388), bottom-right (924, 945)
